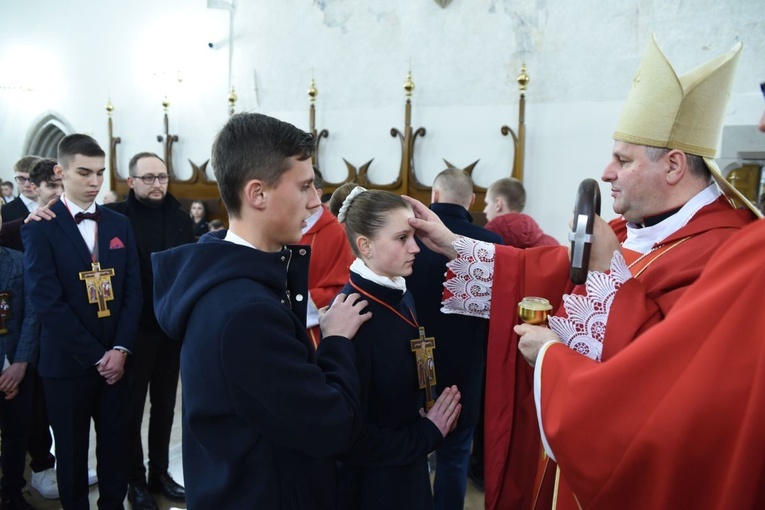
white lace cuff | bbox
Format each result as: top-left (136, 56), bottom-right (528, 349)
top-left (547, 251), bottom-right (632, 361)
top-left (442, 237), bottom-right (495, 319)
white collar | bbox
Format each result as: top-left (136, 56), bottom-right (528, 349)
top-left (20, 194), bottom-right (37, 209)
top-left (302, 206), bottom-right (324, 235)
top-left (350, 258), bottom-right (407, 293)
top-left (61, 194), bottom-right (96, 217)
top-left (224, 229), bottom-right (259, 250)
top-left (622, 184), bottom-right (720, 254)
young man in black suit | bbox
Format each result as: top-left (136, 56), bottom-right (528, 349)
top-left (0, 201), bottom-right (40, 510)
top-left (22, 134), bottom-right (142, 510)
top-left (3, 156), bottom-right (41, 222)
top-left (105, 152), bottom-right (193, 510)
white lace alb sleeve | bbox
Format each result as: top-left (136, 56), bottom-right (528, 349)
top-left (441, 237), bottom-right (495, 319)
top-left (547, 250), bottom-right (633, 362)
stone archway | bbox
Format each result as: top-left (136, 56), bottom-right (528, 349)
top-left (23, 112), bottom-right (74, 158)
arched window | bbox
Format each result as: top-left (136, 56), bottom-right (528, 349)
top-left (23, 113), bottom-right (73, 158)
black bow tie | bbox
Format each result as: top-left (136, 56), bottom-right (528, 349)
top-left (74, 210), bottom-right (101, 224)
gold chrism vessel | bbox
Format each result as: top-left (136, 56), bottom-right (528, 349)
top-left (518, 297), bottom-right (553, 325)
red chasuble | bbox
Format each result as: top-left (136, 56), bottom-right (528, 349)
top-left (536, 219), bottom-right (765, 510)
top-left (298, 205), bottom-right (355, 348)
top-left (482, 197), bottom-right (755, 510)
top-left (483, 245), bottom-right (570, 510)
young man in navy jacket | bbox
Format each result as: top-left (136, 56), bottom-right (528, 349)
top-left (152, 113), bottom-right (370, 509)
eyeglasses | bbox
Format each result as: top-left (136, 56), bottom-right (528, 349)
top-left (14, 176), bottom-right (30, 184)
top-left (132, 174), bottom-right (169, 185)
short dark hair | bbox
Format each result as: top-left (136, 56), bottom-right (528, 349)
top-left (2, 181), bottom-right (13, 189)
top-left (433, 168), bottom-right (474, 205)
top-left (30, 158), bottom-right (58, 186)
top-left (13, 155), bottom-right (42, 174)
top-left (128, 152), bottom-right (164, 176)
top-left (644, 146), bottom-right (710, 182)
top-left (57, 134), bottom-right (105, 168)
top-left (329, 183), bottom-right (410, 258)
top-left (211, 113), bottom-right (315, 218)
top-left (488, 177), bottom-right (526, 212)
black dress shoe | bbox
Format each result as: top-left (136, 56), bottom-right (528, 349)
top-left (127, 483), bottom-right (159, 510)
top-left (148, 472), bottom-right (186, 502)
top-left (0, 495), bottom-right (33, 510)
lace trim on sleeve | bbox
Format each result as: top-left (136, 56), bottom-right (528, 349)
top-left (441, 237), bottom-right (495, 319)
top-left (547, 250), bottom-right (632, 362)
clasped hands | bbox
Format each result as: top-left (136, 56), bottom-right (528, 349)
top-left (0, 362), bottom-right (27, 400)
top-left (97, 350), bottom-right (126, 385)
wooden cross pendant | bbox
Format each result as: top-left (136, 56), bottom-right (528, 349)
top-left (411, 326), bottom-right (437, 411)
top-left (79, 262), bottom-right (116, 318)
top-left (0, 291), bottom-right (13, 334)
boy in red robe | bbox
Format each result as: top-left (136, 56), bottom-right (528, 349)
top-left (299, 169), bottom-right (355, 348)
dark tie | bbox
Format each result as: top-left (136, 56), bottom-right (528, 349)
top-left (74, 210), bottom-right (101, 224)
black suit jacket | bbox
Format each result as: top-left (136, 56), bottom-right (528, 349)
top-left (2, 196), bottom-right (31, 223)
top-left (106, 191), bottom-right (195, 328)
top-left (406, 203), bottom-right (503, 429)
top-left (21, 199), bottom-right (142, 377)
top-left (0, 218), bottom-right (25, 252)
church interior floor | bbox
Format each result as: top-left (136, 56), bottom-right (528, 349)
top-left (22, 383), bottom-right (485, 509)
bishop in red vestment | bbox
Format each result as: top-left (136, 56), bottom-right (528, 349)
top-left (412, 35), bottom-right (761, 510)
top-left (522, 218), bottom-right (765, 509)
top-left (404, 36), bottom-right (762, 509)
top-left (440, 193), bottom-right (755, 509)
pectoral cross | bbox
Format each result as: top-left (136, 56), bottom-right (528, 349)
top-left (79, 262), bottom-right (115, 318)
top-left (0, 291), bottom-right (12, 334)
top-left (411, 326), bottom-right (437, 411)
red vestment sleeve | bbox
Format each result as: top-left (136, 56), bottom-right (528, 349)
top-left (538, 220), bottom-right (765, 510)
top-left (484, 244), bottom-right (570, 510)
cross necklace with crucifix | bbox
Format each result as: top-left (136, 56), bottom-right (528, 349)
top-left (63, 196), bottom-right (116, 319)
top-left (0, 291), bottom-right (13, 334)
top-left (349, 280), bottom-right (438, 411)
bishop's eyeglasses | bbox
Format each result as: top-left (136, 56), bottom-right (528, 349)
top-left (133, 174), bottom-right (169, 185)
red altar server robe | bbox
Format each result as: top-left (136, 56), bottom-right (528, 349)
top-left (299, 205), bottom-right (354, 348)
top-left (479, 197), bottom-right (754, 510)
top-left (536, 218), bottom-right (765, 509)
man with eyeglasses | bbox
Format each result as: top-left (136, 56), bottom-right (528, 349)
top-left (104, 152), bottom-right (193, 510)
top-left (3, 156), bottom-right (42, 222)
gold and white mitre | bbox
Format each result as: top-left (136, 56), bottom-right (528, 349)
top-left (614, 34), bottom-right (761, 217)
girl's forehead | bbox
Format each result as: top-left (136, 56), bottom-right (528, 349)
top-left (380, 208), bottom-right (414, 229)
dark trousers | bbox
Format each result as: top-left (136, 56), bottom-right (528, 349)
top-left (128, 327), bottom-right (181, 483)
top-left (0, 369), bottom-right (34, 500)
top-left (44, 371), bottom-right (130, 510)
top-left (27, 365), bottom-right (55, 473)
top-left (433, 426), bottom-right (475, 510)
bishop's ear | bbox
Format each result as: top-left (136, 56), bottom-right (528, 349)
top-left (665, 149), bottom-right (687, 185)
